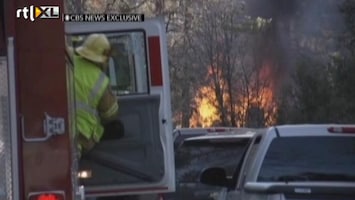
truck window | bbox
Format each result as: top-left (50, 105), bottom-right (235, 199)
top-left (106, 32), bottom-right (148, 95)
top-left (72, 31), bottom-right (149, 95)
top-left (176, 142), bottom-right (247, 182)
top-left (170, 138), bottom-right (249, 200)
top-left (257, 136), bottom-right (355, 182)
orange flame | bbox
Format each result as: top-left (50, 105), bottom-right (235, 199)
top-left (189, 86), bottom-right (220, 127)
top-left (189, 61), bottom-right (277, 128)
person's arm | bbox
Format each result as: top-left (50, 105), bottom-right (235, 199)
top-left (98, 86), bottom-right (119, 124)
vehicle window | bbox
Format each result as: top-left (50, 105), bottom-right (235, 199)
top-left (175, 139), bottom-right (250, 183)
top-left (71, 31), bottom-right (149, 95)
top-left (170, 138), bottom-right (250, 200)
top-left (257, 136), bottom-right (355, 182)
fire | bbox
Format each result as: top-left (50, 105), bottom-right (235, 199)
top-left (189, 62), bottom-right (278, 128)
top-left (257, 62), bottom-right (278, 126)
top-left (237, 86), bottom-right (277, 127)
top-left (190, 86), bottom-right (220, 127)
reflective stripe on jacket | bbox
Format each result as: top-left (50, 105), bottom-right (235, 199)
top-left (74, 55), bottom-right (109, 144)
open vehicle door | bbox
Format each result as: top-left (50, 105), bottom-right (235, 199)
top-left (65, 18), bottom-right (175, 198)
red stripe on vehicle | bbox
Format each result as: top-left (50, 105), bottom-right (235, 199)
top-left (328, 127), bottom-right (355, 133)
top-left (148, 36), bottom-right (163, 86)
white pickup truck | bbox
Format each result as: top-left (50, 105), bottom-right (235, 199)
top-left (200, 124), bottom-right (355, 200)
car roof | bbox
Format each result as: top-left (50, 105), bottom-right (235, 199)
top-left (173, 127), bottom-right (260, 138)
top-left (184, 131), bottom-right (256, 141)
top-left (271, 124), bottom-right (355, 137)
top-left (173, 127), bottom-right (263, 148)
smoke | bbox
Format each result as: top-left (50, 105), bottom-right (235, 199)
top-left (245, 0), bottom-right (346, 92)
top-left (247, 0), bottom-right (299, 18)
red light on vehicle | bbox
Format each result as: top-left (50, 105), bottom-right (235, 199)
top-left (29, 192), bottom-right (65, 200)
top-left (38, 194), bottom-right (58, 200)
top-left (328, 127), bottom-right (355, 134)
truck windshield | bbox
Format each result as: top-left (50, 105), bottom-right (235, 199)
top-left (257, 136), bottom-right (355, 182)
top-left (166, 138), bottom-right (250, 200)
top-left (176, 138), bottom-right (250, 182)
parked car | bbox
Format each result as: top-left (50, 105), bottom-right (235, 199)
top-left (200, 124), bottom-right (355, 200)
top-left (162, 127), bottom-right (258, 200)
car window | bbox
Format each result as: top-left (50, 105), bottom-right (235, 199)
top-left (257, 136), bottom-right (355, 182)
top-left (175, 139), bottom-right (250, 183)
top-left (71, 31), bottom-right (149, 96)
top-left (106, 32), bottom-right (149, 95)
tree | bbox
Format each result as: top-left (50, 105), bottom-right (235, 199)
top-left (276, 0), bottom-right (355, 124)
top-left (191, 0), bottom-right (250, 126)
top-left (168, 0), bottom-right (206, 127)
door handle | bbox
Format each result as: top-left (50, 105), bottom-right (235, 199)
top-left (21, 112), bottom-right (65, 142)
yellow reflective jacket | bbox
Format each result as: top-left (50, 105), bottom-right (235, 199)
top-left (74, 55), bottom-right (110, 151)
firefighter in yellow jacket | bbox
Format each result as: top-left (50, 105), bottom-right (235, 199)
top-left (73, 34), bottom-right (120, 156)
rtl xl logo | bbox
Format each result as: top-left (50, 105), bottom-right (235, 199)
top-left (16, 5), bottom-right (60, 21)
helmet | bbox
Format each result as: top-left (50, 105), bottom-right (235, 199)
top-left (75, 34), bottom-right (111, 64)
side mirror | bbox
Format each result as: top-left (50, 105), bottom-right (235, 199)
top-left (199, 167), bottom-right (230, 187)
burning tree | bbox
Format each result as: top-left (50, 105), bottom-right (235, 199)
top-left (188, 0), bottom-right (277, 128)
